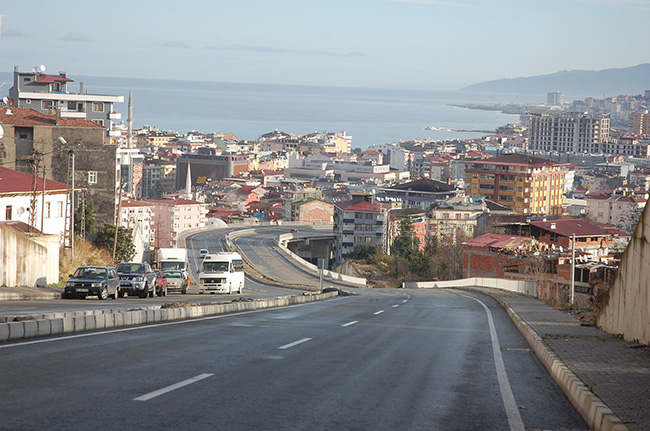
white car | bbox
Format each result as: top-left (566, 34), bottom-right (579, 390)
top-left (199, 249), bottom-right (209, 258)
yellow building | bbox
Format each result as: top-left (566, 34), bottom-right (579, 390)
top-left (465, 154), bottom-right (568, 215)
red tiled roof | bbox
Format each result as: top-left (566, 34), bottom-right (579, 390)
top-left (35, 73), bottom-right (73, 84)
top-left (336, 199), bottom-right (391, 212)
top-left (465, 233), bottom-right (532, 249)
top-left (121, 199), bottom-right (156, 208)
top-left (0, 107), bottom-right (103, 129)
top-left (0, 167), bottom-right (68, 195)
top-left (530, 219), bottom-right (610, 237)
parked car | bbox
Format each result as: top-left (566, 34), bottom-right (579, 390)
top-left (154, 269), bottom-right (168, 297)
top-left (116, 262), bottom-right (156, 298)
top-left (199, 248), bottom-right (209, 258)
top-left (163, 269), bottom-right (187, 294)
top-left (63, 266), bottom-right (119, 300)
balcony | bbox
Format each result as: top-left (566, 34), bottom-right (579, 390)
top-left (109, 112), bottom-right (122, 120)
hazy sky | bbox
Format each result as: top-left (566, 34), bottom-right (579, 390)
top-left (1, 0), bottom-right (649, 90)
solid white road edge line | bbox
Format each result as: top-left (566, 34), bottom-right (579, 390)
top-left (341, 320), bottom-right (358, 327)
top-left (373, 310), bottom-right (384, 315)
top-left (278, 337), bottom-right (312, 350)
top-left (462, 294), bottom-right (525, 431)
top-left (134, 373), bottom-right (214, 401)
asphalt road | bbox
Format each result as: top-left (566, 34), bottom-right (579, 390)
top-left (0, 289), bottom-right (587, 431)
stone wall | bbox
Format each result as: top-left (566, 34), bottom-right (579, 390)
top-left (597, 204), bottom-right (650, 344)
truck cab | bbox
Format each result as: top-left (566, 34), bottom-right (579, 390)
top-left (198, 252), bottom-right (245, 294)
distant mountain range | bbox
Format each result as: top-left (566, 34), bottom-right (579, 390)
top-left (461, 64), bottom-right (650, 98)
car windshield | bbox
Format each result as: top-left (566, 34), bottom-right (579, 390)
top-left (203, 261), bottom-right (230, 272)
top-left (163, 271), bottom-right (183, 279)
top-left (74, 267), bottom-right (107, 279)
top-left (117, 263), bottom-right (144, 273)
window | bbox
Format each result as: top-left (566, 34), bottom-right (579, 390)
top-left (88, 171), bottom-right (98, 184)
top-left (67, 101), bottom-right (77, 110)
top-left (365, 237), bottom-right (372, 243)
top-left (57, 202), bottom-right (63, 218)
top-left (94, 119), bottom-right (104, 127)
top-left (5, 205), bottom-right (12, 220)
top-left (44, 202), bottom-right (51, 218)
top-left (41, 100), bottom-right (54, 109)
top-left (92, 102), bottom-right (104, 112)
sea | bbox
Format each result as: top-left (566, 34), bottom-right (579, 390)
top-left (0, 72), bottom-right (546, 149)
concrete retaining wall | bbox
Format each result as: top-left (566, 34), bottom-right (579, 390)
top-left (598, 204), bottom-right (650, 344)
top-left (276, 233), bottom-right (367, 286)
top-left (0, 292), bottom-right (338, 342)
top-left (403, 277), bottom-right (538, 297)
top-left (0, 225), bottom-right (59, 287)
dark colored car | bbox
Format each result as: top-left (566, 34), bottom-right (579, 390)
top-left (63, 266), bottom-right (119, 300)
top-left (116, 262), bottom-right (156, 298)
top-left (154, 269), bottom-right (168, 297)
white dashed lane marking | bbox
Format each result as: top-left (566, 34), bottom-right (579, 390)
top-left (278, 338), bottom-right (312, 350)
top-left (134, 373), bottom-right (214, 401)
top-left (373, 310), bottom-right (384, 315)
top-left (341, 321), bottom-right (358, 327)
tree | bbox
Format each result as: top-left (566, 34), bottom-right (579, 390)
top-left (92, 224), bottom-right (135, 263)
top-left (391, 216), bottom-right (419, 261)
top-left (74, 193), bottom-right (96, 237)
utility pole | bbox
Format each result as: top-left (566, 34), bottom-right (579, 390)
top-left (40, 161), bottom-right (46, 233)
top-left (570, 233), bottom-right (576, 306)
top-left (113, 176), bottom-right (123, 262)
top-left (28, 151), bottom-right (42, 233)
top-left (63, 145), bottom-right (75, 260)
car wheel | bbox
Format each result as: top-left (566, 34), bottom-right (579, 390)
top-left (118, 290), bottom-right (125, 298)
top-left (149, 286), bottom-right (155, 298)
top-left (62, 291), bottom-right (72, 299)
top-left (99, 287), bottom-right (108, 300)
top-left (182, 288), bottom-right (187, 294)
top-left (139, 284), bottom-right (149, 298)
top-left (111, 288), bottom-right (118, 300)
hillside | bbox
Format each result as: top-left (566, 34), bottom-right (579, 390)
top-left (461, 64), bottom-right (650, 98)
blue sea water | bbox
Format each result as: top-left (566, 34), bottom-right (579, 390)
top-left (0, 72), bottom-right (544, 149)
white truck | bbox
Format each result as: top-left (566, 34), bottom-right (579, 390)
top-left (199, 252), bottom-right (245, 294)
top-left (155, 248), bottom-right (189, 281)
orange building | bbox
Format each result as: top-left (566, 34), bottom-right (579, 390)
top-left (465, 154), bottom-right (568, 215)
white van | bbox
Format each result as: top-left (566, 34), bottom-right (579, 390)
top-left (198, 252), bottom-right (245, 294)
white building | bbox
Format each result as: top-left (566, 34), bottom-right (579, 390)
top-left (0, 167), bottom-right (69, 240)
top-left (8, 65), bottom-right (124, 141)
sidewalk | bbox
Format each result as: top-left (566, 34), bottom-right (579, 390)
top-left (0, 286), bottom-right (62, 301)
top-left (477, 288), bottom-right (650, 431)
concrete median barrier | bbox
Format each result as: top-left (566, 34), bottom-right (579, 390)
top-left (0, 291), bottom-right (338, 342)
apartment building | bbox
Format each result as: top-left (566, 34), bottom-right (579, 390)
top-left (465, 154), bottom-right (568, 215)
top-left (527, 111), bottom-right (610, 154)
top-left (332, 196), bottom-right (391, 264)
top-left (8, 65), bottom-right (124, 141)
top-left (631, 112), bottom-right (650, 136)
top-left (146, 197), bottom-right (208, 248)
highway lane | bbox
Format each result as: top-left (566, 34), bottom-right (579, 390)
top-left (0, 289), bottom-right (587, 431)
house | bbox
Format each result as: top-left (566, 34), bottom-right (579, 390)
top-left (378, 177), bottom-right (458, 210)
top-left (145, 197), bottom-right (208, 248)
top-left (291, 198), bottom-right (334, 224)
top-left (385, 208), bottom-right (427, 254)
top-left (0, 166), bottom-right (70, 239)
top-left (585, 193), bottom-right (646, 233)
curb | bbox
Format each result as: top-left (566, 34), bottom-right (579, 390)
top-left (0, 291), bottom-right (338, 343)
top-left (470, 288), bottom-right (629, 431)
top-left (0, 290), bottom-right (62, 301)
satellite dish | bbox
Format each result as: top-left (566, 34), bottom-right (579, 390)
top-left (1, 97), bottom-right (7, 105)
top-left (39, 64), bottom-right (46, 73)
top-left (551, 244), bottom-right (556, 251)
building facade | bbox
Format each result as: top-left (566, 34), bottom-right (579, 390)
top-left (332, 197), bottom-right (391, 265)
top-left (465, 154), bottom-right (568, 215)
top-left (8, 65), bottom-right (124, 141)
top-left (527, 111), bottom-right (610, 154)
